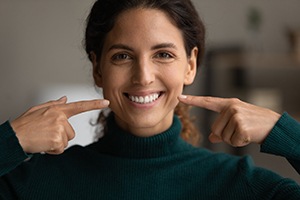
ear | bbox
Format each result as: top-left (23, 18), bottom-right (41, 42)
top-left (184, 47), bottom-right (198, 85)
top-left (91, 52), bottom-right (103, 87)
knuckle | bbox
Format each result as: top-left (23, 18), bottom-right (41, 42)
top-left (235, 121), bottom-right (250, 135)
top-left (229, 98), bottom-right (241, 104)
top-left (63, 136), bottom-right (69, 147)
top-left (227, 98), bottom-right (242, 112)
top-left (224, 138), bottom-right (231, 145)
top-left (64, 141), bottom-right (69, 148)
top-left (203, 96), bottom-right (214, 104)
top-left (54, 123), bottom-right (65, 134)
top-left (69, 133), bottom-right (75, 140)
top-left (233, 132), bottom-right (250, 147)
top-left (235, 125), bottom-right (243, 135)
top-left (57, 145), bottom-right (65, 154)
top-left (222, 134), bottom-right (231, 144)
top-left (49, 105), bottom-right (63, 114)
top-left (232, 113), bottom-right (242, 123)
top-left (231, 137), bottom-right (242, 147)
top-left (48, 104), bottom-right (59, 111)
top-left (232, 141), bottom-right (243, 147)
top-left (43, 105), bottom-right (61, 116)
top-left (230, 141), bottom-right (239, 147)
top-left (51, 147), bottom-right (64, 155)
top-left (228, 105), bottom-right (240, 114)
top-left (50, 134), bottom-right (63, 148)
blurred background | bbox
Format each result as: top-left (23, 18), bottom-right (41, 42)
top-left (1, 1), bottom-right (300, 182)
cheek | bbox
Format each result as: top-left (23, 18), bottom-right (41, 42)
top-left (100, 70), bottom-right (128, 101)
top-left (101, 79), bottom-right (119, 98)
top-left (163, 68), bottom-right (186, 89)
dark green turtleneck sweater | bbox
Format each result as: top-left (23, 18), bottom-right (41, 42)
top-left (1, 113), bottom-right (300, 199)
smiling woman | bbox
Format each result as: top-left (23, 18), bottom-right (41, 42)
top-left (86, 0), bottom-right (204, 142)
top-left (1, 0), bottom-right (300, 199)
top-left (89, 7), bottom-right (199, 138)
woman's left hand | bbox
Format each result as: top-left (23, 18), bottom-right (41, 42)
top-left (178, 95), bottom-right (281, 147)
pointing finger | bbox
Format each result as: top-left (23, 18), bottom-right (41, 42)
top-left (62, 99), bottom-right (110, 118)
top-left (178, 95), bottom-right (230, 113)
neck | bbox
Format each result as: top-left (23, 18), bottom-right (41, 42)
top-left (113, 111), bottom-right (174, 137)
top-left (95, 114), bottom-right (192, 159)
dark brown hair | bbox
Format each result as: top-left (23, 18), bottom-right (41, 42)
top-left (85, 0), bottom-right (205, 146)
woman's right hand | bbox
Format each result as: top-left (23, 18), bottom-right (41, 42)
top-left (10, 96), bottom-right (109, 155)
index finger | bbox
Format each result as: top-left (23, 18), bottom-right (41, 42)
top-left (178, 95), bottom-right (229, 113)
top-left (62, 99), bottom-right (110, 118)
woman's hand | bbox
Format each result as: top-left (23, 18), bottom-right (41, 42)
top-left (11, 97), bottom-right (109, 155)
top-left (178, 95), bottom-right (280, 147)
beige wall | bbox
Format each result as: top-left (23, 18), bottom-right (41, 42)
top-left (0, 0), bottom-right (96, 122)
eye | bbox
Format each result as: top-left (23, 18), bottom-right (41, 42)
top-left (110, 53), bottom-right (133, 65)
top-left (112, 53), bottom-right (131, 61)
top-left (153, 51), bottom-right (176, 64)
top-left (155, 52), bottom-right (173, 59)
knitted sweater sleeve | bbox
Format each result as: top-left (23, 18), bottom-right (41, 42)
top-left (238, 113), bottom-right (300, 200)
top-left (0, 121), bottom-right (30, 177)
top-left (261, 112), bottom-right (300, 173)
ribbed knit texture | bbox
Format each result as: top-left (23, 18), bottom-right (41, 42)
top-left (0, 121), bottom-right (29, 176)
top-left (261, 112), bottom-right (300, 158)
top-left (1, 114), bottom-right (300, 199)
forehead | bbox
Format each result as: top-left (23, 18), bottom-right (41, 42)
top-left (102, 8), bottom-right (185, 51)
top-left (116, 8), bottom-right (176, 30)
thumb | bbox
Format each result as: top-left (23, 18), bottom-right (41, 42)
top-left (24, 96), bottom-right (68, 114)
top-left (57, 96), bottom-right (68, 103)
top-left (27, 96), bottom-right (68, 113)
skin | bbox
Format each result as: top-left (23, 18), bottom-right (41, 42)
top-left (11, 97), bottom-right (109, 154)
top-left (10, 8), bottom-right (282, 155)
top-left (178, 95), bottom-right (281, 147)
top-left (92, 8), bottom-right (197, 137)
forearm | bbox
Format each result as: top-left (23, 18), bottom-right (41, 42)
top-left (0, 121), bottom-right (29, 177)
top-left (261, 112), bottom-right (300, 173)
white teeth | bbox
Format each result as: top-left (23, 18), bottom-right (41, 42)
top-left (128, 93), bottom-right (160, 104)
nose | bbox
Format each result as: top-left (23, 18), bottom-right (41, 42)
top-left (131, 58), bottom-right (155, 86)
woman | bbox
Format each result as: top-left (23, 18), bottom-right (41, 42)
top-left (1, 0), bottom-right (300, 199)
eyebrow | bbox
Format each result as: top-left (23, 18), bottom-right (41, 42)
top-left (107, 43), bottom-right (178, 52)
top-left (108, 44), bottom-right (134, 52)
top-left (151, 43), bottom-right (178, 50)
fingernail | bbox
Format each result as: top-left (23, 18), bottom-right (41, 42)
top-left (179, 94), bottom-right (187, 99)
top-left (102, 99), bottom-right (110, 106)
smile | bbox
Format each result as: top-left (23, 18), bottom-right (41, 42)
top-left (126, 92), bottom-right (161, 104)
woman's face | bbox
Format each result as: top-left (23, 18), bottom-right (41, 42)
top-left (93, 8), bottom-right (198, 137)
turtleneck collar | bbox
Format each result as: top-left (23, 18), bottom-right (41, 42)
top-left (94, 114), bottom-right (192, 159)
